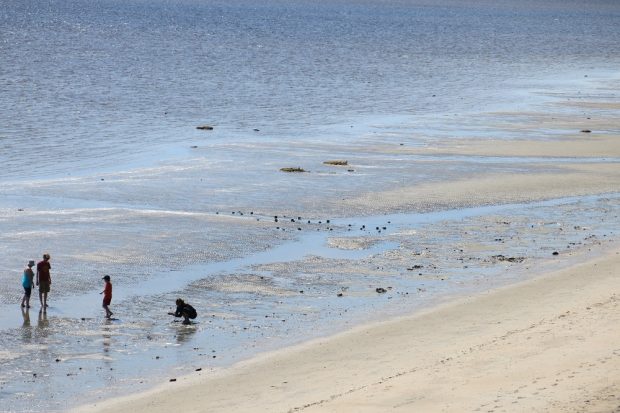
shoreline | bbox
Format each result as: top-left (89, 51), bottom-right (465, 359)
top-left (74, 247), bottom-right (620, 413)
top-left (2, 191), bottom-right (617, 412)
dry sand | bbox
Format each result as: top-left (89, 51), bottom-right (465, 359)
top-left (74, 247), bottom-right (620, 413)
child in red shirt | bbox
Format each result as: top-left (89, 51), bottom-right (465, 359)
top-left (100, 275), bottom-right (113, 319)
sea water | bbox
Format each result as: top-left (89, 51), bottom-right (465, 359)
top-left (1, 0), bottom-right (619, 410)
top-left (2, 0), bottom-right (620, 180)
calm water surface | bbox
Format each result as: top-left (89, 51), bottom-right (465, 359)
top-left (2, 0), bottom-right (619, 179)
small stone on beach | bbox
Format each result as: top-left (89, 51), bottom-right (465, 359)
top-left (323, 160), bottom-right (348, 166)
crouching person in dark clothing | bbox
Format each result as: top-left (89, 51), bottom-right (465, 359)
top-left (168, 298), bottom-right (197, 325)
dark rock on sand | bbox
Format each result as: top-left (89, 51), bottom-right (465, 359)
top-left (280, 167), bottom-right (306, 173)
top-left (375, 287), bottom-right (387, 294)
top-left (323, 160), bottom-right (348, 166)
top-left (196, 125), bottom-right (214, 130)
top-left (580, 129), bottom-right (591, 133)
top-left (491, 255), bottom-right (525, 263)
top-left (552, 251), bottom-right (559, 255)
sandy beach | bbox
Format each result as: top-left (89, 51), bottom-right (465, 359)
top-left (74, 247), bottom-right (620, 413)
top-left (0, 89), bottom-right (617, 412)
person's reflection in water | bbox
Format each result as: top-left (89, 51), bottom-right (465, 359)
top-left (21, 307), bottom-right (32, 343)
top-left (101, 320), bottom-right (115, 378)
top-left (36, 309), bottom-right (50, 340)
top-left (175, 323), bottom-right (197, 345)
top-left (102, 320), bottom-right (112, 355)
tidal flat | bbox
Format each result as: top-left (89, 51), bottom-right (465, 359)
top-left (2, 80), bottom-right (620, 408)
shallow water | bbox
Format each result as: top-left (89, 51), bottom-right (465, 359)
top-left (0, 194), bottom-right (618, 411)
top-left (2, 0), bottom-right (620, 181)
top-left (1, 0), bottom-right (620, 411)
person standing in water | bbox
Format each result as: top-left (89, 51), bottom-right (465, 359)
top-left (21, 260), bottom-right (35, 308)
top-left (36, 253), bottom-right (51, 309)
top-left (100, 275), bottom-right (113, 319)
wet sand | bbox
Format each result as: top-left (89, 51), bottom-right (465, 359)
top-left (74, 247), bottom-right (620, 413)
top-left (339, 95), bottom-right (620, 215)
top-left (72, 93), bottom-right (620, 413)
top-left (341, 164), bottom-right (620, 215)
top-left (2, 78), bottom-right (619, 411)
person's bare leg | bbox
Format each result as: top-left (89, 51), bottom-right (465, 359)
top-left (103, 304), bottom-right (113, 318)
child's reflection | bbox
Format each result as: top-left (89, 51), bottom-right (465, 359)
top-left (21, 307), bottom-right (32, 343)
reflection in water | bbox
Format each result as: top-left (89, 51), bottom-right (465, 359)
top-left (102, 321), bottom-right (112, 356)
top-left (175, 324), bottom-right (197, 345)
top-left (36, 310), bottom-right (49, 340)
top-left (37, 310), bottom-right (48, 326)
top-left (101, 321), bottom-right (114, 381)
top-left (21, 307), bottom-right (32, 343)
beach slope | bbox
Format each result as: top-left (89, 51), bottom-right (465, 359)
top-left (75, 250), bottom-right (620, 413)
